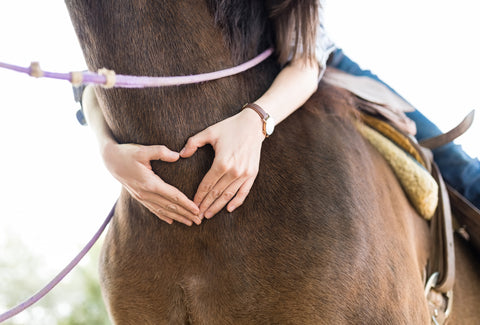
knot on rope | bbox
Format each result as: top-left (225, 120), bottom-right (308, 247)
top-left (70, 71), bottom-right (84, 86)
top-left (29, 62), bottom-right (44, 78)
top-left (98, 68), bottom-right (116, 88)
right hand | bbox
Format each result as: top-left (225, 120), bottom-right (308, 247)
top-left (102, 141), bottom-right (201, 226)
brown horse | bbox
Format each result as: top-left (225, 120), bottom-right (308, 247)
top-left (65, 1), bottom-right (480, 323)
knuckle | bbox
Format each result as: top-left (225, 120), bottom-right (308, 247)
top-left (210, 189), bottom-right (221, 199)
top-left (217, 162), bottom-right (229, 173)
top-left (136, 191), bottom-right (146, 201)
top-left (157, 145), bottom-right (168, 154)
top-left (166, 204), bottom-right (178, 212)
top-left (230, 167), bottom-right (243, 178)
top-left (134, 146), bottom-right (146, 158)
top-left (199, 183), bottom-right (213, 193)
top-left (216, 158), bottom-right (233, 173)
top-left (186, 136), bottom-right (198, 148)
top-left (222, 191), bottom-right (235, 200)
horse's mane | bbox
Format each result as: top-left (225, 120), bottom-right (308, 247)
top-left (206, 0), bottom-right (273, 63)
top-left (207, 0), bottom-right (320, 64)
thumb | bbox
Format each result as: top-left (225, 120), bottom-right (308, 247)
top-left (143, 145), bottom-right (180, 162)
top-left (180, 129), bottom-right (212, 158)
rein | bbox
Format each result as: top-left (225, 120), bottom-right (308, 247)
top-left (0, 47), bottom-right (274, 88)
top-left (0, 47), bottom-right (273, 323)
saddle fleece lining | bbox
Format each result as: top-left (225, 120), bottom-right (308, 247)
top-left (356, 121), bottom-right (438, 220)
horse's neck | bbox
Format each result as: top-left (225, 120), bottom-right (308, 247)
top-left (66, 0), bottom-right (278, 148)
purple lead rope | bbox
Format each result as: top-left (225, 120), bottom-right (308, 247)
top-left (0, 48), bottom-right (274, 88)
top-left (0, 203), bottom-right (116, 323)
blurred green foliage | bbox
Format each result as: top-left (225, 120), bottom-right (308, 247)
top-left (0, 233), bottom-right (110, 325)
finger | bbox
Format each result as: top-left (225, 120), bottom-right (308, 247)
top-left (203, 178), bottom-right (244, 219)
top-left (123, 185), bottom-right (176, 224)
top-left (226, 177), bottom-right (256, 212)
top-left (126, 180), bottom-right (201, 223)
top-left (193, 161), bottom-right (230, 207)
top-left (198, 169), bottom-right (240, 216)
top-left (142, 191), bottom-right (202, 225)
top-left (138, 194), bottom-right (196, 226)
top-left (141, 200), bottom-right (173, 225)
top-left (153, 181), bottom-right (200, 216)
top-left (141, 145), bottom-right (180, 163)
top-left (180, 128), bottom-right (212, 158)
top-left (154, 206), bottom-right (194, 226)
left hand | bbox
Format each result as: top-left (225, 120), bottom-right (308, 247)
top-left (180, 108), bottom-right (265, 219)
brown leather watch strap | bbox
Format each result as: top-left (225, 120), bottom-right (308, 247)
top-left (242, 103), bottom-right (269, 120)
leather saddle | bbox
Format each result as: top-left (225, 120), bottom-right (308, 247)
top-left (323, 67), bottom-right (479, 325)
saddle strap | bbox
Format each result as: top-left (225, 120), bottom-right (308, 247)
top-left (419, 110), bottom-right (475, 149)
top-left (448, 185), bottom-right (480, 253)
top-left (424, 163), bottom-right (455, 324)
top-left (428, 163), bottom-right (456, 293)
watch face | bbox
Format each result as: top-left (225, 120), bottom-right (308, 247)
top-left (265, 116), bottom-right (275, 136)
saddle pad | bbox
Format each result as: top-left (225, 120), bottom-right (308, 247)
top-left (361, 113), bottom-right (427, 169)
top-left (356, 121), bottom-right (438, 219)
top-left (323, 68), bottom-right (417, 136)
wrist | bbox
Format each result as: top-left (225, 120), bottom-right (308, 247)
top-left (241, 102), bottom-right (275, 138)
top-left (100, 137), bottom-right (118, 161)
top-left (238, 108), bottom-right (266, 142)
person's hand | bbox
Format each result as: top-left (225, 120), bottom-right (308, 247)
top-left (180, 108), bottom-right (265, 219)
top-left (102, 141), bottom-right (201, 226)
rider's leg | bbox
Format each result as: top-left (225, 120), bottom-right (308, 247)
top-left (328, 48), bottom-right (480, 209)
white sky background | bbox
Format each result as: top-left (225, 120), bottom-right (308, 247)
top-left (0, 0), bottom-right (479, 299)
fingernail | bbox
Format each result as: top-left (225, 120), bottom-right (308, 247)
top-left (227, 206), bottom-right (235, 213)
top-left (179, 148), bottom-right (185, 156)
top-left (204, 211), bottom-right (213, 219)
top-left (198, 212), bottom-right (204, 219)
top-left (194, 217), bottom-right (202, 225)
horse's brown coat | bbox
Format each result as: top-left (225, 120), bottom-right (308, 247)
top-left (65, 1), bottom-right (479, 323)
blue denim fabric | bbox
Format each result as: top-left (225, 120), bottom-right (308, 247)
top-left (328, 48), bottom-right (480, 208)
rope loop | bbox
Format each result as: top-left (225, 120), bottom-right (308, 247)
top-left (98, 68), bottom-right (116, 88)
top-left (70, 71), bottom-right (84, 86)
top-left (29, 62), bottom-right (44, 78)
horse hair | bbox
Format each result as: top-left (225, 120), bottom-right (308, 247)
top-left (206, 0), bottom-right (321, 64)
top-left (64, 1), bottom-right (480, 323)
top-left (205, 0), bottom-right (273, 63)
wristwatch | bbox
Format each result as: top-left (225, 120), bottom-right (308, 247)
top-left (242, 103), bottom-right (275, 138)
